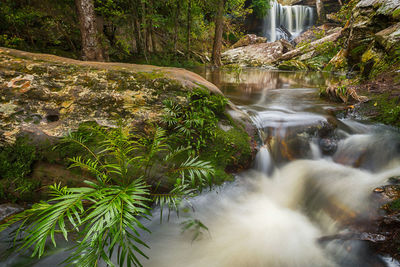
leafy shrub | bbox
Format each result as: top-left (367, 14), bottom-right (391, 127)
top-left (304, 41), bottom-right (341, 70)
top-left (163, 88), bottom-right (228, 152)
top-left (0, 136), bottom-right (40, 202)
top-left (0, 136), bottom-right (36, 180)
top-left (0, 124), bottom-right (214, 266)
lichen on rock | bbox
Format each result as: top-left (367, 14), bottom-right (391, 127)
top-left (0, 47), bottom-right (230, 145)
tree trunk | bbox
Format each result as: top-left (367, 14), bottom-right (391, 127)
top-left (149, 0), bottom-right (156, 53)
top-left (212, 0), bottom-right (225, 67)
top-left (141, 0), bottom-right (149, 61)
top-left (75, 0), bottom-right (104, 61)
top-left (316, 0), bottom-right (326, 24)
top-left (131, 4), bottom-right (143, 55)
top-left (174, 0), bottom-right (181, 51)
top-left (186, 0), bottom-right (192, 58)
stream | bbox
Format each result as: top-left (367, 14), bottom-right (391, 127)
top-left (2, 69), bottom-right (400, 266)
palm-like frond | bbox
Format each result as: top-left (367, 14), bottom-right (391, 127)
top-left (1, 120), bottom-right (217, 266)
top-left (170, 157), bottom-right (214, 188)
top-left (3, 186), bottom-right (93, 258)
top-left (65, 180), bottom-right (151, 267)
top-left (164, 146), bottom-right (190, 162)
top-left (152, 183), bottom-right (197, 222)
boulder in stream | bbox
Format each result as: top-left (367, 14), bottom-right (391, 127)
top-left (222, 40), bottom-right (293, 67)
top-left (231, 34), bottom-right (267, 48)
top-left (0, 204), bottom-right (23, 222)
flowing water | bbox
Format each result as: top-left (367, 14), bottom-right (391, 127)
top-left (262, 0), bottom-right (316, 41)
top-left (2, 69), bottom-right (400, 266)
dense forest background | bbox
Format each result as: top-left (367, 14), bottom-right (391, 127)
top-left (0, 0), bottom-right (268, 66)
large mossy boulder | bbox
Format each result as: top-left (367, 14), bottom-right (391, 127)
top-left (0, 47), bottom-right (258, 201)
top-left (376, 22), bottom-right (400, 53)
top-left (0, 47), bottom-right (254, 145)
top-left (360, 43), bottom-right (387, 78)
top-left (345, 0), bottom-right (400, 69)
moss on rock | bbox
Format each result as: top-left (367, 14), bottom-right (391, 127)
top-left (278, 60), bottom-right (308, 71)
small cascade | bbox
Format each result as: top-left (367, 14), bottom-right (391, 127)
top-left (262, 0), bottom-right (315, 42)
top-left (254, 146), bottom-right (273, 174)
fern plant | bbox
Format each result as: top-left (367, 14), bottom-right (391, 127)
top-left (162, 88), bottom-right (228, 152)
top-left (0, 123), bottom-right (214, 266)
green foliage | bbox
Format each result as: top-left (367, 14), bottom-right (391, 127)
top-left (334, 0), bottom-right (359, 24)
top-left (0, 137), bottom-right (36, 180)
top-left (278, 60), bottom-right (308, 71)
top-left (336, 85), bottom-right (347, 97)
top-left (250, 0), bottom-right (271, 18)
top-left (304, 41), bottom-right (341, 71)
top-left (314, 29), bottom-right (326, 40)
top-left (0, 0), bottom-right (80, 57)
top-left (200, 126), bottom-right (252, 181)
top-left (0, 34), bottom-right (24, 48)
top-left (1, 124), bottom-right (215, 266)
top-left (389, 198), bottom-right (400, 211)
top-left (374, 97), bottom-right (400, 126)
top-left (163, 88), bottom-right (252, 181)
top-left (0, 0), bottom-right (256, 66)
top-left (163, 88), bottom-right (228, 152)
top-left (0, 136), bottom-right (41, 201)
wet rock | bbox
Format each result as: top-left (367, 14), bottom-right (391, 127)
top-left (293, 24), bottom-right (340, 46)
top-left (343, 0), bottom-right (400, 71)
top-left (356, 0), bottom-right (400, 17)
top-left (222, 41), bottom-right (285, 67)
top-left (388, 176), bottom-right (400, 184)
top-left (0, 203), bottom-right (23, 222)
top-left (333, 133), bottom-right (400, 171)
top-left (279, 39), bottom-right (294, 53)
top-left (374, 185), bottom-right (400, 201)
top-left (281, 28), bottom-right (343, 61)
top-left (267, 133), bottom-right (311, 164)
top-left (359, 232), bottom-right (386, 242)
top-left (319, 138), bottom-right (338, 155)
top-left (375, 22), bottom-right (400, 54)
top-left (231, 34), bottom-right (267, 49)
top-left (382, 213), bottom-right (400, 224)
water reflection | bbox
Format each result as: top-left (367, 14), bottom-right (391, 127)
top-left (193, 68), bottom-right (343, 106)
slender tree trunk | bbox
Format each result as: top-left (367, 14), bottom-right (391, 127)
top-left (75, 0), bottom-right (104, 61)
top-left (212, 0), bottom-right (225, 67)
top-left (130, 0), bottom-right (142, 55)
top-left (141, 0), bottom-right (149, 61)
top-left (173, 0), bottom-right (181, 51)
top-left (186, 0), bottom-right (191, 58)
top-left (316, 0), bottom-right (326, 24)
top-left (149, 0), bottom-right (156, 53)
top-left (132, 14), bottom-right (142, 54)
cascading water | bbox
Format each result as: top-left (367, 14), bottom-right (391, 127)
top-left (2, 69), bottom-right (400, 267)
top-left (262, 0), bottom-right (316, 42)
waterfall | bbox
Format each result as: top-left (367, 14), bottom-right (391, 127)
top-left (262, 0), bottom-right (316, 42)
